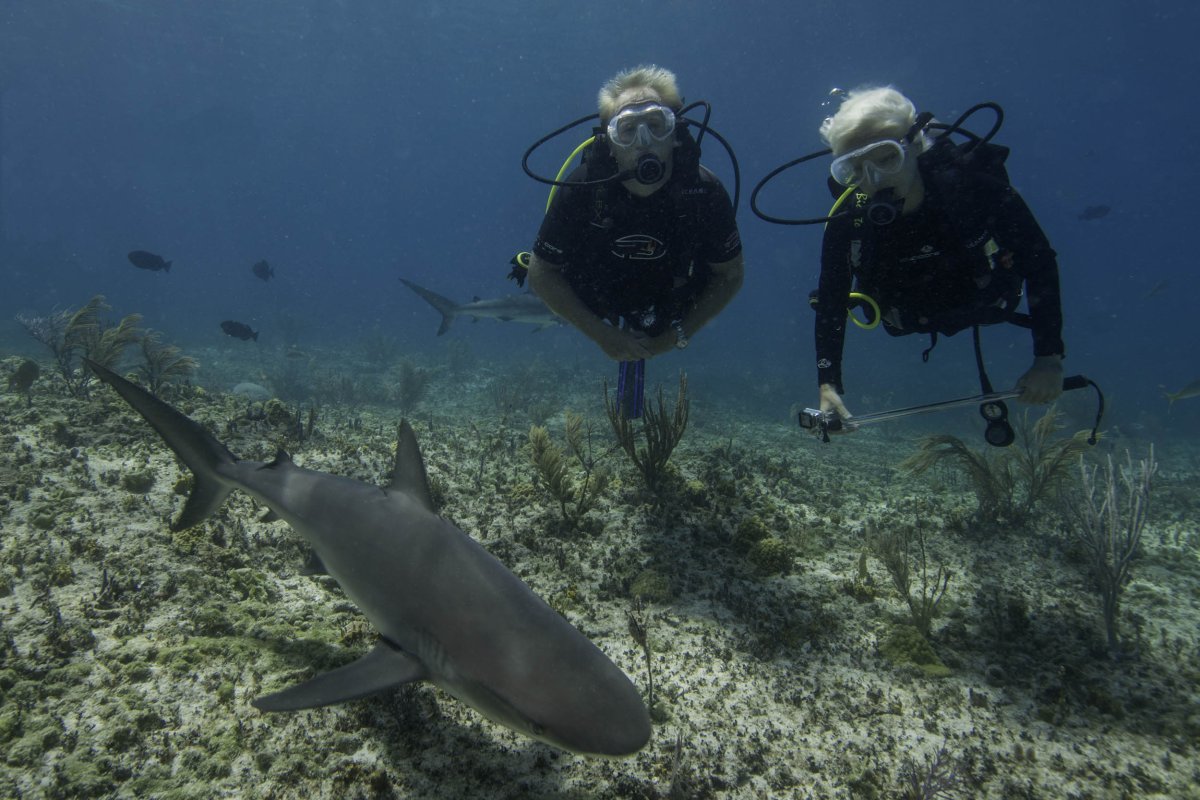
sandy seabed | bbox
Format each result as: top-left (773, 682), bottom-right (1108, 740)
top-left (1, 347), bottom-right (1198, 799)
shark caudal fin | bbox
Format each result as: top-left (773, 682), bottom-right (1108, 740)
top-left (399, 278), bottom-right (459, 335)
top-left (85, 359), bottom-right (237, 531)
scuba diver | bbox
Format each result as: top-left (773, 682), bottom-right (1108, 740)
top-left (521, 65), bottom-right (744, 366)
top-left (772, 87), bottom-right (1066, 434)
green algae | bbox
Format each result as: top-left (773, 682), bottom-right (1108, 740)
top-left (629, 567), bottom-right (673, 604)
top-left (119, 469), bottom-right (156, 494)
top-left (748, 537), bottom-right (793, 575)
top-left (879, 624), bottom-right (952, 678)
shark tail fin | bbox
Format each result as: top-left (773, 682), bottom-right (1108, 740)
top-left (85, 358), bottom-right (237, 531)
top-left (252, 640), bottom-right (427, 711)
top-left (399, 278), bottom-right (458, 335)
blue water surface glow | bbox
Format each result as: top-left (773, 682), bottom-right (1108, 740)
top-left (1, 0), bottom-right (1195, 429)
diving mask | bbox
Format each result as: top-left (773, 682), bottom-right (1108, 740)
top-left (606, 102), bottom-right (676, 149)
top-left (830, 139), bottom-right (907, 187)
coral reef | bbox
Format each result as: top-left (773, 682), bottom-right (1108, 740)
top-left (0, 346), bottom-right (1194, 799)
top-left (1069, 447), bottom-right (1158, 655)
top-left (898, 406), bottom-right (1091, 526)
top-left (136, 330), bottom-right (199, 396)
top-left (17, 295), bottom-right (143, 397)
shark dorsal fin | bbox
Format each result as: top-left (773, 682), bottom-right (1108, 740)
top-left (389, 421), bottom-right (436, 512)
top-left (268, 450), bottom-right (293, 467)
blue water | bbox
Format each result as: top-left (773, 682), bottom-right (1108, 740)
top-left (2, 0), bottom-right (1196, 430)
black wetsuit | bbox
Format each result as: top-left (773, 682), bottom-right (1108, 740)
top-left (814, 152), bottom-right (1064, 393)
top-left (532, 161), bottom-right (742, 337)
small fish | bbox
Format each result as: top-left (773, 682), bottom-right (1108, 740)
top-left (1164, 379), bottom-right (1200, 409)
top-left (252, 260), bottom-right (274, 282)
top-left (1078, 205), bottom-right (1111, 221)
top-left (1141, 279), bottom-right (1169, 302)
top-left (232, 382), bottom-right (272, 401)
top-left (128, 250), bottom-right (172, 272)
top-left (221, 320), bottom-right (259, 341)
top-left (8, 359), bottom-right (40, 393)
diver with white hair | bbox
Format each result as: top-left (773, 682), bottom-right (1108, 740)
top-left (521, 65), bottom-right (744, 367)
top-left (757, 87), bottom-right (1065, 443)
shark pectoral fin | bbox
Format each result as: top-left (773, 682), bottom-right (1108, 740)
top-left (252, 641), bottom-right (426, 712)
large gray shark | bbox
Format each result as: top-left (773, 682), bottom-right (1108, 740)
top-left (86, 360), bottom-right (650, 757)
top-left (400, 278), bottom-right (562, 335)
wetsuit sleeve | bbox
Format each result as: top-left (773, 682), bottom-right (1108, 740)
top-left (699, 177), bottom-right (742, 263)
top-left (531, 166), bottom-right (588, 267)
top-left (991, 186), bottom-right (1065, 357)
top-left (814, 216), bottom-right (854, 392)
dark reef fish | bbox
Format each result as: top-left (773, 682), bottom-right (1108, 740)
top-left (252, 260), bottom-right (274, 282)
top-left (400, 278), bottom-right (562, 335)
top-left (128, 250), bottom-right (172, 272)
top-left (84, 359), bottom-right (651, 757)
top-left (220, 320), bottom-right (258, 341)
top-left (1078, 204), bottom-right (1111, 221)
top-left (8, 359), bottom-right (40, 393)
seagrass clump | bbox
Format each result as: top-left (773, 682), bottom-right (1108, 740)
top-left (528, 411), bottom-right (609, 530)
top-left (604, 371), bottom-right (689, 493)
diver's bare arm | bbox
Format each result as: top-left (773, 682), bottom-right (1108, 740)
top-left (527, 254), bottom-right (614, 343)
top-left (676, 254), bottom-right (744, 338)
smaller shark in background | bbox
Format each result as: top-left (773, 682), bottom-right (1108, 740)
top-left (85, 360), bottom-right (649, 756)
top-left (400, 278), bottom-right (562, 335)
top-left (1164, 379), bottom-right (1200, 410)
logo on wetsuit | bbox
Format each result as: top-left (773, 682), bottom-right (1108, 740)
top-left (611, 234), bottom-right (666, 261)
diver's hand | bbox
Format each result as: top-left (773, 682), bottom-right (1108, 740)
top-left (641, 331), bottom-right (679, 357)
top-left (819, 384), bottom-right (852, 419)
top-left (816, 383), bottom-right (855, 434)
top-left (1015, 355), bottom-right (1064, 404)
top-left (595, 326), bottom-right (653, 362)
